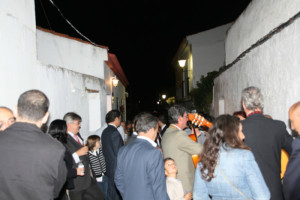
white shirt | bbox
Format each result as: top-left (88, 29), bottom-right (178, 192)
top-left (117, 126), bottom-right (125, 141)
top-left (137, 136), bottom-right (157, 147)
top-left (161, 124), bottom-right (166, 131)
top-left (132, 131), bottom-right (138, 135)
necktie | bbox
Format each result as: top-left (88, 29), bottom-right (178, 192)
top-left (74, 134), bottom-right (82, 145)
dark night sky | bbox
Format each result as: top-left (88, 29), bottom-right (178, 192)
top-left (35, 0), bottom-right (250, 113)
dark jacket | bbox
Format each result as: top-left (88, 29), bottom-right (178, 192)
top-left (101, 124), bottom-right (123, 200)
top-left (283, 137), bottom-right (300, 200)
top-left (242, 113), bottom-right (293, 200)
top-left (0, 122), bottom-right (67, 200)
top-left (65, 134), bottom-right (92, 191)
top-left (115, 138), bottom-right (169, 200)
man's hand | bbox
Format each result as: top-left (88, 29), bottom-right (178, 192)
top-left (192, 128), bottom-right (202, 137)
top-left (184, 192), bottom-right (192, 200)
top-left (76, 167), bottom-right (85, 176)
top-left (76, 146), bottom-right (88, 156)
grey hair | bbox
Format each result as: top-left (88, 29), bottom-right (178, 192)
top-left (241, 86), bottom-right (264, 110)
top-left (168, 105), bottom-right (187, 124)
top-left (63, 112), bottom-right (82, 124)
top-left (135, 112), bottom-right (158, 133)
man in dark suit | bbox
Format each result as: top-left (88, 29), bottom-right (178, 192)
top-left (156, 113), bottom-right (168, 147)
top-left (101, 110), bottom-right (123, 200)
top-left (0, 90), bottom-right (67, 200)
top-left (241, 86), bottom-right (293, 200)
top-left (158, 113), bottom-right (168, 137)
top-left (115, 112), bottom-right (169, 200)
top-left (283, 101), bottom-right (300, 200)
top-left (64, 112), bottom-right (104, 200)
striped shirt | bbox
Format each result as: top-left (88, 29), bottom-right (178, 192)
top-left (88, 147), bottom-right (106, 178)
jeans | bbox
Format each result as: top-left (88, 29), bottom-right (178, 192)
top-left (97, 175), bottom-right (108, 199)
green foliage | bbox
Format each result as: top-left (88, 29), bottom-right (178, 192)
top-left (190, 71), bottom-right (219, 114)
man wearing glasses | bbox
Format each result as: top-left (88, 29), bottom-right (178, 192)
top-left (0, 106), bottom-right (15, 131)
top-left (161, 105), bottom-right (203, 194)
top-left (64, 112), bottom-right (104, 200)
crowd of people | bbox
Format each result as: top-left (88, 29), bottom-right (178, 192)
top-left (0, 86), bottom-right (300, 200)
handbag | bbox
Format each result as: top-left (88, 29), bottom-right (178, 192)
top-left (216, 164), bottom-right (251, 200)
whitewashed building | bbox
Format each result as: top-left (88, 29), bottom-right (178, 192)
top-left (213, 0), bottom-right (300, 130)
top-left (0, 0), bottom-right (128, 139)
top-left (172, 23), bottom-right (231, 107)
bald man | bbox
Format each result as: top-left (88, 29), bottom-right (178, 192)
top-left (0, 107), bottom-right (15, 131)
top-left (283, 101), bottom-right (300, 200)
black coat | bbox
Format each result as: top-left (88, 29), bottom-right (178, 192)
top-left (242, 113), bottom-right (293, 200)
top-left (283, 137), bottom-right (300, 200)
top-left (65, 134), bottom-right (91, 191)
top-left (160, 125), bottom-right (168, 137)
top-left (101, 124), bottom-right (123, 200)
top-left (0, 122), bottom-right (67, 200)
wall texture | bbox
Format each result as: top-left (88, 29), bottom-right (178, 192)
top-left (226, 0), bottom-right (300, 64)
top-left (0, 0), bottom-right (37, 105)
top-left (36, 30), bottom-right (108, 138)
top-left (214, 1), bottom-right (300, 131)
top-left (187, 23), bottom-right (232, 87)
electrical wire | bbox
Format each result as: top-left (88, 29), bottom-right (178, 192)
top-left (48, 0), bottom-right (97, 46)
top-left (39, 0), bottom-right (52, 30)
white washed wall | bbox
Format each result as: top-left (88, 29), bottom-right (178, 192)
top-left (214, 2), bottom-right (300, 131)
top-left (226, 0), bottom-right (300, 64)
top-left (0, 0), bottom-right (37, 107)
top-left (0, 0), bottom-right (109, 139)
top-left (36, 30), bottom-right (108, 139)
top-left (37, 30), bottom-right (107, 79)
top-left (36, 62), bottom-right (107, 139)
top-left (103, 63), bottom-right (126, 121)
top-left (187, 23), bottom-right (232, 87)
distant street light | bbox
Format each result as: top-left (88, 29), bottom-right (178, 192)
top-left (162, 94), bottom-right (166, 99)
top-left (178, 59), bottom-right (186, 68)
top-left (112, 76), bottom-right (119, 87)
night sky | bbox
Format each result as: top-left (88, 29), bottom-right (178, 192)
top-left (35, 0), bottom-right (250, 115)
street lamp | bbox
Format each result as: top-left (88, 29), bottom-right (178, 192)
top-left (178, 59), bottom-right (189, 98)
top-left (162, 94), bottom-right (166, 99)
top-left (178, 59), bottom-right (186, 68)
top-left (112, 76), bottom-right (119, 87)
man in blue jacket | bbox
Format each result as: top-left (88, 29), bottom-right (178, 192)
top-left (115, 112), bottom-right (169, 200)
top-left (283, 101), bottom-right (300, 200)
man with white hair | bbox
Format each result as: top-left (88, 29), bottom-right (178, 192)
top-left (241, 86), bottom-right (293, 200)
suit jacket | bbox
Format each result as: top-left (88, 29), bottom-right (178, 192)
top-left (160, 125), bottom-right (168, 137)
top-left (241, 113), bottom-right (293, 200)
top-left (115, 138), bottom-right (169, 200)
top-left (64, 148), bottom-right (77, 190)
top-left (65, 134), bottom-right (91, 191)
top-left (0, 122), bottom-right (67, 200)
top-left (161, 125), bottom-right (203, 192)
top-left (101, 124), bottom-right (123, 177)
top-left (283, 137), bottom-right (300, 200)
top-left (126, 133), bottom-right (137, 145)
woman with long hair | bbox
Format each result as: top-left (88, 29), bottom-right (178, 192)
top-left (193, 115), bottom-right (270, 200)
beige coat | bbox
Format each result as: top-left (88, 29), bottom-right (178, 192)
top-left (161, 126), bottom-right (203, 192)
